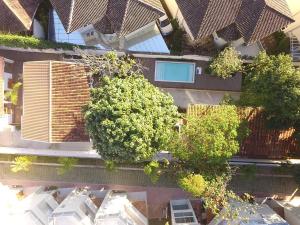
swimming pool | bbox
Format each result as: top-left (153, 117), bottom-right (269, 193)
top-left (155, 61), bottom-right (195, 83)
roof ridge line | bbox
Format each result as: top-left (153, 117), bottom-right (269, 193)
top-left (2, 0), bottom-right (32, 30)
top-left (265, 4), bottom-right (295, 22)
top-left (137, 0), bottom-right (164, 13)
top-left (264, 0), bottom-right (294, 20)
top-left (196, 0), bottom-right (213, 39)
top-left (119, 0), bottom-right (131, 35)
top-left (67, 0), bottom-right (76, 33)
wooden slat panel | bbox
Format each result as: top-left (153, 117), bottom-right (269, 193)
top-left (22, 61), bottom-right (50, 142)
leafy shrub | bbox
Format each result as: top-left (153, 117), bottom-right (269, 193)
top-left (11, 156), bottom-right (37, 173)
top-left (84, 75), bottom-right (179, 163)
top-left (76, 50), bottom-right (142, 82)
top-left (209, 47), bottom-right (243, 79)
top-left (268, 31), bottom-right (290, 55)
top-left (0, 33), bottom-right (91, 50)
top-left (178, 174), bottom-right (207, 197)
top-left (144, 161), bottom-right (161, 183)
top-left (169, 19), bottom-right (184, 55)
top-left (239, 165), bottom-right (257, 181)
top-left (169, 105), bottom-right (241, 174)
top-left (57, 157), bottom-right (78, 175)
top-left (5, 82), bottom-right (22, 105)
top-left (105, 160), bottom-right (117, 172)
top-left (240, 52), bottom-right (300, 141)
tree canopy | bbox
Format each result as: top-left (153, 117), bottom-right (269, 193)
top-left (169, 105), bottom-right (241, 175)
top-left (84, 75), bottom-right (179, 163)
top-left (167, 105), bottom-right (245, 215)
top-left (240, 52), bottom-right (300, 140)
top-left (209, 47), bottom-right (243, 79)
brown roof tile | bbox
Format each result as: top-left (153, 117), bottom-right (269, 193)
top-left (217, 23), bottom-right (241, 42)
top-left (265, 0), bottom-right (293, 19)
top-left (50, 0), bottom-right (164, 35)
top-left (119, 0), bottom-right (164, 36)
top-left (176, 0), bottom-right (294, 44)
top-left (236, 0), bottom-right (294, 44)
top-left (0, 0), bottom-right (41, 33)
top-left (197, 0), bottom-right (242, 39)
top-left (50, 0), bottom-right (109, 33)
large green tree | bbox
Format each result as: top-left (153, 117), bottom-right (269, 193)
top-left (240, 52), bottom-right (300, 140)
top-left (169, 105), bottom-right (240, 175)
top-left (167, 105), bottom-right (245, 216)
top-left (84, 75), bottom-right (179, 163)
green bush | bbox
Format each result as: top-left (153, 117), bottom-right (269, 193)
top-left (105, 160), bottom-right (117, 172)
top-left (169, 19), bottom-right (184, 55)
top-left (11, 156), bottom-right (37, 173)
top-left (178, 174), bottom-right (207, 197)
top-left (84, 75), bottom-right (179, 163)
top-left (240, 165), bottom-right (257, 181)
top-left (209, 47), bottom-right (243, 79)
top-left (240, 52), bottom-right (300, 141)
top-left (169, 105), bottom-right (241, 174)
top-left (57, 157), bottom-right (78, 175)
top-left (5, 82), bottom-right (22, 105)
top-left (268, 31), bottom-right (290, 55)
top-left (144, 161), bottom-right (161, 183)
top-left (0, 33), bottom-right (91, 50)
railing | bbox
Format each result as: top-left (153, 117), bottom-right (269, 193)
top-left (290, 34), bottom-right (300, 62)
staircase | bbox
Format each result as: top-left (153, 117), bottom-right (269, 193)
top-left (290, 34), bottom-right (300, 61)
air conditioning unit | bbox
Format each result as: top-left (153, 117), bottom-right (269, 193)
top-left (196, 67), bottom-right (202, 75)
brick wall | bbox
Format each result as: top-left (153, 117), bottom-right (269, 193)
top-left (0, 57), bottom-right (4, 115)
top-left (51, 62), bottom-right (90, 142)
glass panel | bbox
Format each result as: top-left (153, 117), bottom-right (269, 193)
top-left (172, 204), bottom-right (189, 210)
top-left (174, 212), bottom-right (193, 217)
top-left (175, 217), bottom-right (195, 223)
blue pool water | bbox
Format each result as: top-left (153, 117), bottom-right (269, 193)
top-left (155, 61), bottom-right (195, 83)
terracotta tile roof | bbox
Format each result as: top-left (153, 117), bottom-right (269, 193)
top-left (50, 0), bottom-right (164, 35)
top-left (176, 0), bottom-right (294, 44)
top-left (0, 0), bottom-right (41, 33)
